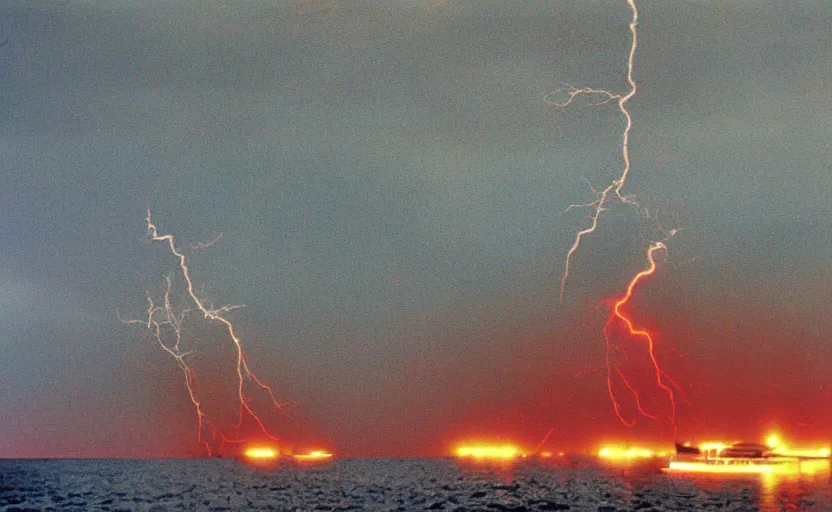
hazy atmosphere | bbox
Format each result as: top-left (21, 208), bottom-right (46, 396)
top-left (1, 0), bottom-right (830, 458)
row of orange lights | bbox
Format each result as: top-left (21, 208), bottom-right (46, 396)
top-left (241, 435), bottom-right (829, 467)
top-left (451, 433), bottom-right (830, 464)
top-left (453, 443), bottom-right (667, 460)
top-left (243, 446), bottom-right (334, 463)
top-left (455, 445), bottom-right (524, 460)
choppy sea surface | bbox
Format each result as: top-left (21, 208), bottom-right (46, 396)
top-left (1, 457), bottom-right (830, 511)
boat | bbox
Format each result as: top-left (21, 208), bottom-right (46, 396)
top-left (665, 440), bottom-right (830, 475)
top-left (666, 441), bottom-right (789, 474)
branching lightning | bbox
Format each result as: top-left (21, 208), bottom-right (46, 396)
top-left (550, 0), bottom-right (680, 427)
top-left (603, 240), bottom-right (677, 428)
top-left (120, 211), bottom-right (290, 455)
top-left (547, 0), bottom-right (640, 301)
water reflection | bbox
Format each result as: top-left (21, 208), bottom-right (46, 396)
top-left (453, 457), bottom-right (521, 483)
top-left (666, 459), bottom-right (830, 512)
top-left (450, 455), bottom-right (831, 511)
top-left (759, 460), bottom-right (830, 511)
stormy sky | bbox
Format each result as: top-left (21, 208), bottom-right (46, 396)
top-left (1, 0), bottom-right (829, 457)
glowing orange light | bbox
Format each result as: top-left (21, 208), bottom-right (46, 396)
top-left (455, 444), bottom-right (524, 460)
top-left (293, 450), bottom-right (334, 461)
top-left (776, 447), bottom-right (832, 458)
top-left (698, 442), bottom-right (728, 453)
top-left (598, 446), bottom-right (670, 459)
top-left (796, 459), bottom-right (832, 475)
top-left (762, 433), bottom-right (831, 459)
top-left (667, 459), bottom-right (830, 476)
top-left (244, 447), bottom-right (279, 459)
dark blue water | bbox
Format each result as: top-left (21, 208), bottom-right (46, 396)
top-left (1, 457), bottom-right (830, 511)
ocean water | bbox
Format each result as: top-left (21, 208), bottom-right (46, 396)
top-left (1, 457), bottom-right (830, 511)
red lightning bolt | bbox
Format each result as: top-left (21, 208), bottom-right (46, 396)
top-left (604, 241), bottom-right (677, 428)
top-left (121, 211), bottom-right (290, 455)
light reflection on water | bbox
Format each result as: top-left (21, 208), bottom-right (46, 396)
top-left (2, 457), bottom-right (828, 510)
top-left (453, 456), bottom-right (522, 483)
top-left (759, 460), bottom-right (831, 512)
top-left (658, 458), bottom-right (830, 512)
top-left (454, 456), bottom-right (831, 511)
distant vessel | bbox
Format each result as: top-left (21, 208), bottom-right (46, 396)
top-left (666, 440), bottom-right (830, 474)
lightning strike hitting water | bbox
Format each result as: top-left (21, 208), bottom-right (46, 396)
top-left (547, 0), bottom-right (640, 300)
top-left (603, 241), bottom-right (677, 428)
top-left (121, 211), bottom-right (290, 455)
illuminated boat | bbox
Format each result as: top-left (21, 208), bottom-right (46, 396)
top-left (665, 440), bottom-right (830, 474)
